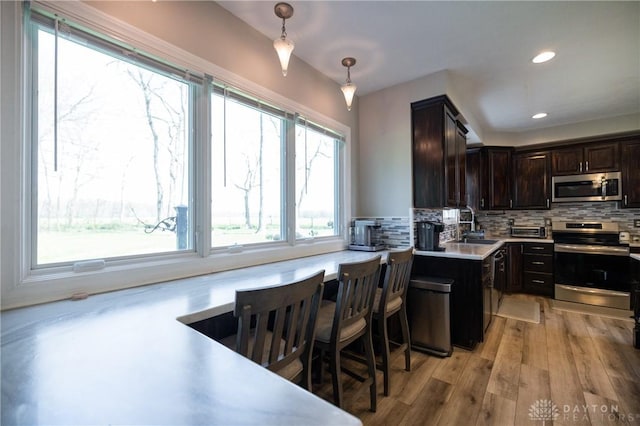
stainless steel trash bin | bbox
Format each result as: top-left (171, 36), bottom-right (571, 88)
top-left (408, 276), bottom-right (453, 357)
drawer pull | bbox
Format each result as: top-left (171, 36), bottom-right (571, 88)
top-left (530, 246), bottom-right (546, 250)
top-left (531, 261), bottom-right (545, 265)
top-left (532, 279), bottom-right (545, 284)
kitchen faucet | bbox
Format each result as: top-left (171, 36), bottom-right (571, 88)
top-left (458, 206), bottom-right (475, 232)
top-left (455, 206), bottom-right (476, 242)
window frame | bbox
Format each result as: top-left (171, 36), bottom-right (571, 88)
top-left (27, 7), bottom-right (202, 269)
top-left (0, 0), bottom-right (352, 309)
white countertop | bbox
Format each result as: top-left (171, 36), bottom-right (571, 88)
top-left (415, 240), bottom-right (504, 260)
top-left (414, 237), bottom-right (553, 260)
top-left (1, 250), bottom-right (388, 425)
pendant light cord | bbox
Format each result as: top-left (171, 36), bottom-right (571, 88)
top-left (53, 17), bottom-right (59, 172)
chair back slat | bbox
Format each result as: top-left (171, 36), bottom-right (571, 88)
top-left (269, 306), bottom-right (287, 364)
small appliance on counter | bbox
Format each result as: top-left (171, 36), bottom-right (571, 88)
top-left (348, 220), bottom-right (386, 251)
top-left (510, 226), bottom-right (547, 238)
top-left (416, 221), bottom-right (445, 251)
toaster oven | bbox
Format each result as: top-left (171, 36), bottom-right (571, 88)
top-left (510, 226), bottom-right (546, 238)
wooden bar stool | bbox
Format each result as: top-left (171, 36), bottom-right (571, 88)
top-left (373, 247), bottom-right (414, 396)
top-left (314, 256), bottom-right (381, 412)
top-left (221, 270), bottom-right (325, 390)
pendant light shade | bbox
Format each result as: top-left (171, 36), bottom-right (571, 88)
top-left (273, 37), bottom-right (294, 77)
top-left (273, 3), bottom-right (294, 77)
top-left (341, 82), bottom-right (357, 112)
top-left (340, 57), bottom-right (357, 111)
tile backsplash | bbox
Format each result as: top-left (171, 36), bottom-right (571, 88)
top-left (476, 202), bottom-right (640, 239)
top-left (351, 217), bottom-right (412, 248)
top-left (358, 202), bottom-right (639, 250)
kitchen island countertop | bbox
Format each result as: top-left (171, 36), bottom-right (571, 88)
top-left (0, 251), bottom-right (386, 426)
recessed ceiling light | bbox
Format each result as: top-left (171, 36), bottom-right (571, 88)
top-left (532, 51), bottom-right (556, 64)
top-left (532, 112), bottom-right (548, 119)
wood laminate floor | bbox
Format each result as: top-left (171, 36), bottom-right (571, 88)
top-left (312, 294), bottom-right (640, 426)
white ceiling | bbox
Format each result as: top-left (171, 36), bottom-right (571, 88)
top-left (217, 1), bottom-right (640, 139)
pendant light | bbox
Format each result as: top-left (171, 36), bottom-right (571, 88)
top-left (273, 2), bottom-right (294, 77)
top-left (340, 57), bottom-right (357, 111)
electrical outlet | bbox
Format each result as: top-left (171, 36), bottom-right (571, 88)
top-left (634, 219), bottom-right (640, 228)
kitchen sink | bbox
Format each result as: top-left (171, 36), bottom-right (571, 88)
top-left (455, 239), bottom-right (499, 245)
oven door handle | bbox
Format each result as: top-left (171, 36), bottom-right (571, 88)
top-left (554, 243), bottom-right (630, 256)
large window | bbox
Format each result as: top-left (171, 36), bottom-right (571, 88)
top-left (19, 3), bottom-right (347, 283)
top-left (31, 12), bottom-right (196, 266)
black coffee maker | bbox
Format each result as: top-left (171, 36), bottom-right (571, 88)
top-left (416, 221), bottom-right (445, 251)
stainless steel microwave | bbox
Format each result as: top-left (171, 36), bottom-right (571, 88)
top-left (552, 172), bottom-right (622, 202)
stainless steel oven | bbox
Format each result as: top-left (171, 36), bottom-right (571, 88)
top-left (553, 221), bottom-right (632, 310)
top-left (552, 172), bottom-right (622, 203)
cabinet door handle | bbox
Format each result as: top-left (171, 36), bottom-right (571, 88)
top-left (546, 198), bottom-right (550, 208)
top-left (624, 195), bottom-right (628, 206)
top-left (481, 198), bottom-right (485, 208)
top-left (585, 161), bottom-right (589, 171)
top-left (532, 279), bottom-right (545, 284)
top-left (509, 199), bottom-right (513, 208)
top-left (531, 261), bottom-right (545, 265)
top-left (579, 162), bottom-right (583, 172)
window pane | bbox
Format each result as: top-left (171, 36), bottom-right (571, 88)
top-left (35, 27), bottom-right (192, 265)
top-left (295, 125), bottom-right (338, 238)
top-left (211, 93), bottom-right (283, 247)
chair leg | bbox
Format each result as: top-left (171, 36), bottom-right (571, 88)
top-left (314, 348), bottom-right (324, 385)
top-left (379, 315), bottom-right (391, 396)
top-left (400, 307), bottom-right (411, 372)
top-left (302, 350), bottom-right (313, 391)
top-left (363, 329), bottom-right (377, 412)
top-left (329, 349), bottom-right (343, 408)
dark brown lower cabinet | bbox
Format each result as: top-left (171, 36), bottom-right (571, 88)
top-left (411, 255), bottom-right (483, 350)
top-left (522, 243), bottom-right (554, 296)
top-left (506, 243), bottom-right (523, 293)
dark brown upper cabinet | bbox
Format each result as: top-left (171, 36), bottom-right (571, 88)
top-left (484, 147), bottom-right (512, 210)
top-left (512, 151), bottom-right (551, 209)
top-left (412, 95), bottom-right (467, 208)
top-left (621, 139), bottom-right (640, 208)
top-left (551, 142), bottom-right (619, 175)
top-left (465, 146), bottom-right (513, 210)
top-left (465, 148), bottom-right (482, 210)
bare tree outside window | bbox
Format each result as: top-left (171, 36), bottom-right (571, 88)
top-left (295, 124), bottom-right (338, 238)
top-left (34, 27), bottom-right (192, 265)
